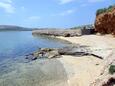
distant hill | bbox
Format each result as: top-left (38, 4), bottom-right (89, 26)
top-left (0, 24), bottom-right (94, 31)
top-left (0, 25), bottom-right (64, 31)
top-left (0, 25), bottom-right (32, 31)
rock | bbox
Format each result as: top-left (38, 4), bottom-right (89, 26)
top-left (47, 50), bottom-right (60, 59)
top-left (33, 51), bottom-right (40, 57)
top-left (40, 48), bottom-right (54, 52)
top-left (32, 57), bottom-right (37, 60)
top-left (58, 46), bottom-right (87, 56)
top-left (25, 55), bottom-right (37, 61)
top-left (32, 29), bottom-right (94, 37)
top-left (26, 45), bottom-right (104, 61)
top-left (102, 77), bottom-right (115, 86)
top-left (95, 7), bottom-right (115, 35)
top-left (96, 33), bottom-right (102, 36)
top-left (63, 33), bottom-right (71, 37)
top-left (33, 48), bottom-right (57, 59)
top-left (32, 29), bottom-right (82, 37)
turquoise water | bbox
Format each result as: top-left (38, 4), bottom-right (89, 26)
top-left (0, 31), bottom-right (67, 60)
top-left (0, 31), bottom-right (69, 86)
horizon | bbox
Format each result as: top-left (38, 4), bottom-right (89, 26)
top-left (0, 0), bottom-right (114, 28)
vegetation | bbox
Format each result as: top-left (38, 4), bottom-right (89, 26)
top-left (96, 63), bottom-right (99, 65)
top-left (96, 8), bottom-right (107, 16)
top-left (109, 65), bottom-right (115, 75)
top-left (70, 24), bottom-right (94, 29)
top-left (96, 5), bottom-right (115, 16)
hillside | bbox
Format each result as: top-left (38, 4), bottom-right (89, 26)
top-left (0, 25), bottom-right (32, 31)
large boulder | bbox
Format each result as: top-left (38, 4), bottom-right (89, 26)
top-left (95, 7), bottom-right (115, 35)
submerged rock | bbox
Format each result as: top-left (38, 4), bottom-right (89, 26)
top-left (25, 54), bottom-right (37, 61)
top-left (34, 48), bottom-right (60, 59)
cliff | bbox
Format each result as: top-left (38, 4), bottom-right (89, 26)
top-left (95, 6), bottom-right (115, 35)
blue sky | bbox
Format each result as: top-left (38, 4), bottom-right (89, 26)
top-left (0, 0), bottom-right (114, 28)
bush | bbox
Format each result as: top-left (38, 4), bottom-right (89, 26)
top-left (96, 8), bottom-right (107, 16)
top-left (96, 5), bottom-right (115, 16)
top-left (109, 65), bottom-right (115, 75)
top-left (108, 5), bottom-right (115, 10)
top-left (70, 24), bottom-right (93, 29)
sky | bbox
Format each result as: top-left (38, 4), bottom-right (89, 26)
top-left (0, 0), bottom-right (114, 28)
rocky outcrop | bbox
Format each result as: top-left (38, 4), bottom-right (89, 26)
top-left (32, 29), bottom-right (95, 37)
top-left (32, 29), bottom-right (82, 37)
top-left (95, 7), bottom-right (115, 35)
top-left (25, 45), bottom-right (103, 61)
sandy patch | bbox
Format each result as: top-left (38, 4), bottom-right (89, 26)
top-left (57, 35), bottom-right (115, 86)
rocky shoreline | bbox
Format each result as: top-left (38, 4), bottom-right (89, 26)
top-left (25, 44), bottom-right (104, 61)
top-left (58, 35), bottom-right (115, 86)
top-left (32, 29), bottom-right (95, 37)
top-left (29, 29), bottom-right (97, 60)
top-left (24, 5), bottom-right (115, 85)
top-left (24, 34), bottom-right (115, 86)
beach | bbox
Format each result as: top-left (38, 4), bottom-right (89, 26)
top-left (56, 34), bottom-right (115, 86)
top-left (0, 34), bottom-right (115, 86)
top-left (0, 1), bottom-right (115, 86)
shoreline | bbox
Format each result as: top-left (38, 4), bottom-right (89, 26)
top-left (55, 34), bottom-right (115, 86)
top-left (32, 29), bottom-right (95, 37)
top-left (0, 34), bottom-right (115, 86)
top-left (25, 34), bottom-right (115, 86)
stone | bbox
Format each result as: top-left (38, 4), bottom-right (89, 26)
top-left (63, 33), bottom-right (71, 37)
top-left (40, 48), bottom-right (53, 52)
top-left (47, 50), bottom-right (60, 59)
top-left (26, 45), bottom-right (104, 60)
top-left (25, 55), bottom-right (37, 61)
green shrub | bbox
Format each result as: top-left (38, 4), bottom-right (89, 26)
top-left (70, 24), bottom-right (93, 29)
top-left (109, 65), bottom-right (115, 75)
top-left (108, 5), bottom-right (115, 10)
top-left (96, 5), bottom-right (115, 16)
top-left (96, 8), bottom-right (107, 16)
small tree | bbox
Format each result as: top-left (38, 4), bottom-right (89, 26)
top-left (96, 8), bottom-right (107, 16)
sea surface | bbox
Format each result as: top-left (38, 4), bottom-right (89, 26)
top-left (0, 31), bottom-right (68, 60)
top-left (0, 31), bottom-right (69, 86)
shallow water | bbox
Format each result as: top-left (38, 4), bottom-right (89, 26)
top-left (0, 31), bottom-right (67, 60)
top-left (0, 31), bottom-right (69, 86)
top-left (0, 58), bottom-right (69, 86)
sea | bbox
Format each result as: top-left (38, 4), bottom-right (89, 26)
top-left (0, 31), bottom-right (69, 86)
